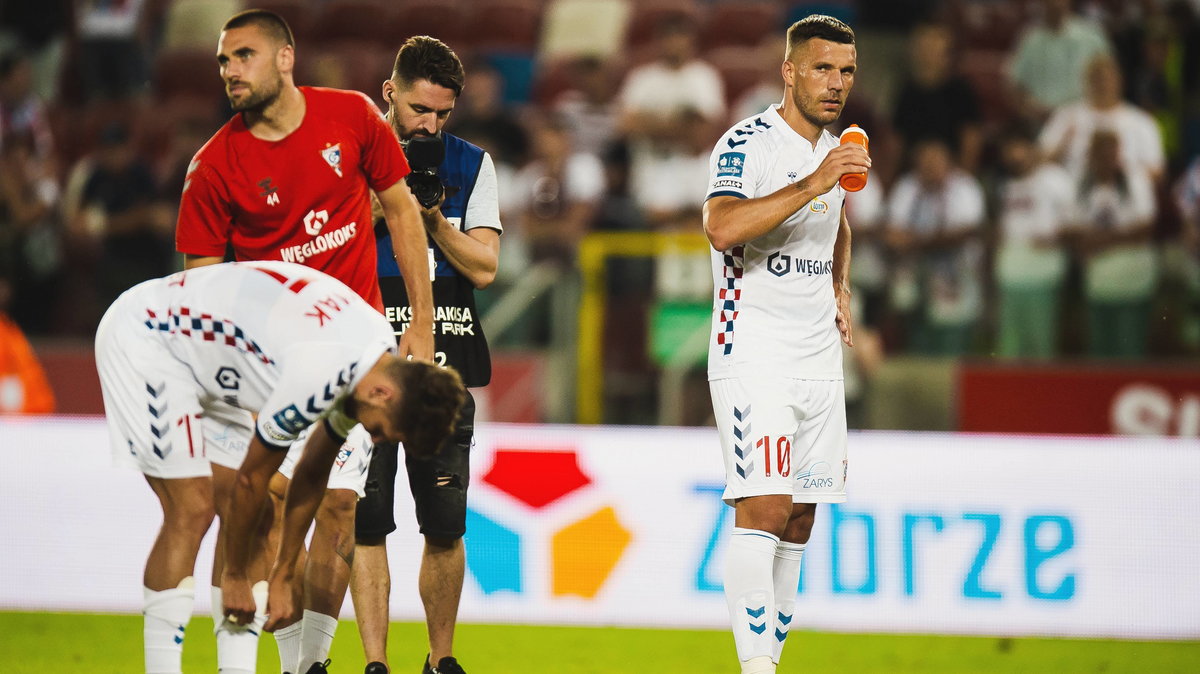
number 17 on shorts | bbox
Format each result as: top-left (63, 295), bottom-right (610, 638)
top-left (710, 376), bottom-right (848, 506)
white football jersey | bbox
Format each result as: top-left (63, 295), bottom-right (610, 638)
top-left (115, 261), bottom-right (396, 448)
top-left (705, 105), bottom-right (845, 381)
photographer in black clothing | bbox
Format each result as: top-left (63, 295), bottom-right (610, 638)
top-left (354, 36), bottom-right (501, 674)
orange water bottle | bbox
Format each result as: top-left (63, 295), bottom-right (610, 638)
top-left (838, 124), bottom-right (869, 192)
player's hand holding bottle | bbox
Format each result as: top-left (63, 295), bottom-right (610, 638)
top-left (804, 126), bottom-right (871, 195)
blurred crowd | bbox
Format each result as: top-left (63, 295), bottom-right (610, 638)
top-left (2, 0), bottom-right (1199, 372)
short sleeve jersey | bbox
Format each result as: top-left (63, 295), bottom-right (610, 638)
top-left (705, 105), bottom-right (845, 382)
top-left (125, 261), bottom-right (396, 449)
top-left (176, 87), bottom-right (411, 311)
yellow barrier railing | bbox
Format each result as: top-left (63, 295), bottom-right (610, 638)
top-left (575, 230), bottom-right (713, 424)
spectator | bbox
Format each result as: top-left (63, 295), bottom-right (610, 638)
top-left (510, 114), bottom-right (604, 268)
top-left (507, 114), bottom-right (604, 347)
top-left (1009, 0), bottom-right (1112, 121)
top-left (68, 123), bottom-right (173, 314)
top-left (75, 0), bottom-right (151, 102)
top-left (1040, 54), bottom-right (1166, 183)
top-left (993, 124), bottom-right (1075, 359)
top-left (886, 139), bottom-right (986, 355)
top-left (0, 0), bottom-right (71, 101)
top-left (616, 14), bottom-right (725, 220)
top-left (0, 131), bottom-right (61, 334)
top-left (0, 51), bottom-right (55, 167)
top-left (1174, 155), bottom-right (1200, 350)
top-left (447, 61), bottom-right (529, 166)
top-left (891, 23), bottom-right (983, 173)
top-left (552, 55), bottom-right (621, 159)
top-left (844, 176), bottom-right (888, 331)
top-left (1069, 129), bottom-right (1158, 358)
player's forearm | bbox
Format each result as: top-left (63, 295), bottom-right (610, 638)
top-left (426, 212), bottom-right (498, 289)
top-left (383, 201), bottom-right (434, 329)
top-left (704, 179), bottom-right (829, 251)
top-left (273, 426), bottom-right (339, 577)
top-left (832, 214), bottom-right (852, 293)
top-left (221, 466), bottom-right (272, 580)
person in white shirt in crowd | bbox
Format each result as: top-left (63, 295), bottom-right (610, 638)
top-left (1040, 54), bottom-right (1166, 184)
top-left (1171, 156), bottom-right (1200, 350)
top-left (552, 55), bottom-right (622, 160)
top-left (617, 13), bottom-right (725, 221)
top-left (1008, 0), bottom-right (1112, 122)
top-left (994, 124), bottom-right (1076, 358)
top-left (1068, 129), bottom-right (1158, 358)
top-left (885, 138), bottom-right (986, 356)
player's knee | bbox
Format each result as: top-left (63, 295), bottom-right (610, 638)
top-left (783, 507), bottom-right (817, 544)
top-left (168, 500), bottom-right (215, 541)
top-left (317, 488), bottom-right (359, 527)
top-left (735, 497), bottom-right (793, 538)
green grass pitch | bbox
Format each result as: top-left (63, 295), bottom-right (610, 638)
top-left (2, 612), bottom-right (1197, 673)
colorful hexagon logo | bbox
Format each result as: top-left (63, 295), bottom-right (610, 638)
top-left (465, 448), bottom-right (633, 599)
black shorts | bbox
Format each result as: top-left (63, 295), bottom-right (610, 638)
top-left (355, 391), bottom-right (475, 541)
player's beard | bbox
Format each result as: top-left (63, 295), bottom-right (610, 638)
top-left (794, 87), bottom-right (844, 130)
top-left (228, 72), bottom-right (284, 113)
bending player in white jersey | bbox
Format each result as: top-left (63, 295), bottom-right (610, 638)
top-left (95, 261), bottom-right (464, 674)
top-left (701, 15), bottom-right (868, 674)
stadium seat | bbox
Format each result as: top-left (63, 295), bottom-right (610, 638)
top-left (626, 0), bottom-right (702, 49)
top-left (700, 0), bottom-right (783, 49)
top-left (246, 0), bottom-right (315, 42)
top-left (539, 0), bottom-right (632, 60)
top-left (388, 0), bottom-right (470, 52)
top-left (308, 43), bottom-right (394, 105)
top-left (310, 0), bottom-right (396, 49)
top-left (152, 48), bottom-right (225, 104)
top-left (465, 0), bottom-right (543, 52)
top-left (162, 0), bottom-right (239, 50)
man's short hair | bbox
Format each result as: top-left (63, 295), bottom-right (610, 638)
top-left (387, 359), bottom-right (466, 458)
top-left (392, 36), bottom-right (465, 97)
top-left (222, 9), bottom-right (295, 48)
top-left (786, 14), bottom-right (855, 58)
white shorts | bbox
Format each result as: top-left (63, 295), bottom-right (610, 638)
top-left (97, 293), bottom-right (230, 479)
top-left (710, 376), bottom-right (848, 505)
top-left (277, 423), bottom-right (373, 498)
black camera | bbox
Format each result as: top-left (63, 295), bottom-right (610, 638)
top-left (403, 135), bottom-right (450, 209)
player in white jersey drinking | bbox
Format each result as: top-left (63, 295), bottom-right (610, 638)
top-left (95, 261), bottom-right (464, 674)
top-left (701, 15), bottom-right (868, 674)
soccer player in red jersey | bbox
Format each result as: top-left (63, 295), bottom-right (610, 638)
top-left (148, 10), bottom-right (435, 674)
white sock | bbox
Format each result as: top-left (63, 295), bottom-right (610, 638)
top-left (144, 577), bottom-right (195, 674)
top-left (771, 541), bottom-right (806, 663)
top-left (742, 655), bottom-right (776, 674)
top-left (211, 582), bottom-right (268, 674)
top-left (297, 609), bottom-right (339, 671)
top-left (274, 621), bottom-right (303, 673)
top-left (725, 527), bottom-right (780, 665)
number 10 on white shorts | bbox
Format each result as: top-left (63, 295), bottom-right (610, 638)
top-left (710, 376), bottom-right (849, 506)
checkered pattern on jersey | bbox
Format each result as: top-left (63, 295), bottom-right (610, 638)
top-left (715, 245), bottom-right (744, 355)
top-left (144, 306), bottom-right (275, 365)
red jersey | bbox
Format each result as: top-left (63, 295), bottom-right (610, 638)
top-left (175, 87), bottom-right (410, 311)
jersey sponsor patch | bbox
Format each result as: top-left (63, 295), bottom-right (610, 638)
top-left (717, 152), bottom-right (747, 178)
top-left (712, 178), bottom-right (743, 189)
top-left (271, 404), bottom-right (309, 438)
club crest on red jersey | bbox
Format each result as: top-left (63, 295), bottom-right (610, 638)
top-left (321, 143), bottom-right (343, 177)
